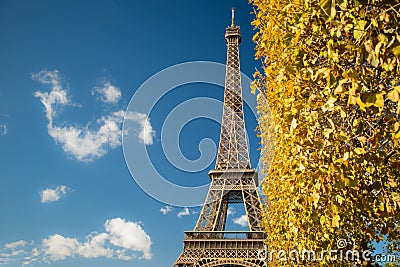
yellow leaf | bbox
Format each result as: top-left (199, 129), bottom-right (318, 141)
top-left (334, 83), bottom-right (345, 94)
top-left (294, 30), bottom-right (301, 45)
top-left (374, 93), bottom-right (385, 108)
top-left (332, 214), bottom-right (340, 228)
top-left (394, 128), bottom-right (400, 139)
top-left (386, 199), bottom-right (392, 213)
top-left (348, 95), bottom-right (357, 105)
top-left (319, 0), bottom-right (335, 18)
top-left (393, 193), bottom-right (400, 208)
top-left (371, 18), bottom-right (378, 28)
top-left (388, 178), bottom-right (396, 187)
top-left (327, 118), bottom-right (335, 129)
top-left (332, 204), bottom-right (338, 213)
top-left (354, 20), bottom-right (366, 41)
top-left (393, 45), bottom-right (400, 56)
top-left (299, 162), bottom-right (305, 171)
top-left (290, 118), bottom-right (298, 134)
top-left (322, 97), bottom-right (337, 112)
top-left (397, 101), bottom-right (400, 115)
top-left (324, 128), bottom-right (333, 139)
top-left (356, 96), bottom-right (366, 111)
top-left (320, 215), bottom-right (326, 226)
top-left (387, 89), bottom-right (399, 102)
top-left (354, 147), bottom-right (365, 155)
top-left (339, 108), bottom-right (346, 118)
top-left (336, 195), bottom-right (345, 205)
top-left (395, 122), bottom-right (400, 132)
top-left (357, 136), bottom-right (367, 145)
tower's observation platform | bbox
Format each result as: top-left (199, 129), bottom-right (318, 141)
top-left (176, 231), bottom-right (266, 267)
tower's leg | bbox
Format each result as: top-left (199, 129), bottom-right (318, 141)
top-left (241, 177), bottom-right (263, 231)
top-left (214, 194), bottom-right (228, 232)
top-left (195, 178), bottom-right (226, 231)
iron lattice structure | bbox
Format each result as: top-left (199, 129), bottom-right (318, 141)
top-left (174, 9), bottom-right (266, 267)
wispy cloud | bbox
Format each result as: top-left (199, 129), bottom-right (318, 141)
top-left (160, 206), bottom-right (172, 215)
top-left (177, 208), bottom-right (192, 218)
top-left (32, 70), bottom-right (155, 161)
top-left (0, 115), bottom-right (8, 136)
top-left (227, 206), bottom-right (235, 217)
top-left (125, 111), bottom-right (155, 145)
top-left (40, 185), bottom-right (70, 203)
top-left (0, 124), bottom-right (7, 136)
top-left (233, 215), bottom-right (248, 227)
top-left (0, 217), bottom-right (152, 265)
top-left (3, 240), bottom-right (27, 250)
top-left (92, 81), bottom-right (121, 104)
top-left (0, 240), bottom-right (29, 265)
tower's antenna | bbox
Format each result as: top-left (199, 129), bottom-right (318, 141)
top-left (231, 7), bottom-right (235, 26)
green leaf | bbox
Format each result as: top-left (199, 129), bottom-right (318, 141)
top-left (319, 0), bottom-right (335, 18)
top-left (345, 178), bottom-right (358, 187)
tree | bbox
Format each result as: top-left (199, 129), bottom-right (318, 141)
top-left (251, 0), bottom-right (400, 266)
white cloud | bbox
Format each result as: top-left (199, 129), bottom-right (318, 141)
top-left (4, 240), bottom-right (27, 250)
top-left (40, 185), bottom-right (69, 203)
top-left (93, 82), bottom-right (121, 104)
top-left (227, 206), bottom-right (235, 217)
top-left (32, 70), bottom-right (154, 162)
top-left (42, 234), bottom-right (79, 261)
top-left (105, 218), bottom-right (152, 260)
top-left (77, 233), bottom-right (113, 259)
top-left (0, 124), bottom-right (7, 136)
top-left (47, 111), bottom-right (125, 161)
top-left (40, 218), bottom-right (153, 261)
top-left (177, 208), bottom-right (191, 218)
top-left (0, 115), bottom-right (8, 136)
top-left (0, 250), bottom-right (25, 257)
top-left (0, 240), bottom-right (30, 265)
top-left (233, 215), bottom-right (248, 227)
top-left (125, 111), bottom-right (155, 145)
top-left (0, 258), bottom-right (10, 265)
top-left (1, 218), bottom-right (152, 265)
top-left (22, 247), bottom-right (40, 266)
top-left (160, 206), bottom-right (172, 215)
top-left (32, 70), bottom-right (69, 123)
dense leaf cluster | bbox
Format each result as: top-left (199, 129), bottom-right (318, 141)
top-left (251, 0), bottom-right (400, 265)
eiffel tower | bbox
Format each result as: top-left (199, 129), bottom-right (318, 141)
top-left (173, 9), bottom-right (266, 267)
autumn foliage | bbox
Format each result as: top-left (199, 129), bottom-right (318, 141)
top-left (251, 0), bottom-right (400, 265)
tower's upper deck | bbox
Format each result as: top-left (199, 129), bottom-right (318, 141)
top-left (225, 8), bottom-right (241, 44)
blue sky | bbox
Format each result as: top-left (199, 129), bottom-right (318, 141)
top-left (0, 1), bottom-right (262, 266)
